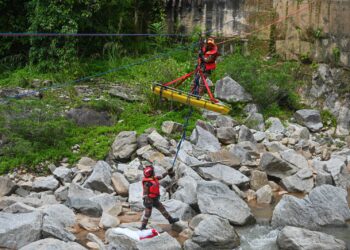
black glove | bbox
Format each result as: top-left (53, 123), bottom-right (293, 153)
top-left (167, 168), bottom-right (175, 177)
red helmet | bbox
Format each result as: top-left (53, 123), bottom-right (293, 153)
top-left (143, 165), bottom-right (154, 178)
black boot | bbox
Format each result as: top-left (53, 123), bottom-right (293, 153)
top-left (168, 217), bottom-right (179, 224)
top-left (140, 223), bottom-right (147, 230)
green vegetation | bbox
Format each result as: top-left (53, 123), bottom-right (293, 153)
top-left (321, 110), bottom-right (337, 128)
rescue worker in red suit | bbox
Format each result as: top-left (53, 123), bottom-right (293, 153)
top-left (198, 37), bottom-right (219, 95)
top-left (140, 165), bottom-right (179, 230)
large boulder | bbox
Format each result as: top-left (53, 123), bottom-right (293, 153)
top-left (53, 167), bottom-right (73, 183)
top-left (266, 117), bottom-right (285, 134)
top-left (238, 125), bottom-right (256, 144)
top-left (111, 131), bottom-right (137, 161)
top-left (280, 149), bottom-right (309, 170)
top-left (260, 152), bottom-right (298, 179)
top-left (83, 161), bottom-right (114, 193)
top-left (66, 183), bottom-right (102, 217)
top-left (0, 211), bottom-right (43, 249)
top-left (281, 168), bottom-right (314, 193)
top-left (272, 185), bottom-right (350, 229)
top-left (172, 176), bottom-right (198, 206)
top-left (0, 176), bottom-right (16, 197)
top-left (147, 199), bottom-right (195, 223)
top-left (197, 181), bottom-right (254, 225)
top-left (215, 115), bottom-right (237, 128)
top-left (207, 150), bottom-right (240, 168)
top-left (198, 164), bottom-right (249, 187)
top-left (32, 176), bottom-right (59, 191)
top-left (277, 226), bottom-right (346, 250)
top-left (216, 127), bottom-right (236, 145)
top-left (20, 238), bottom-right (87, 250)
top-left (190, 126), bottom-right (221, 152)
top-left (294, 109), bottom-right (323, 132)
top-left (184, 215), bottom-right (240, 250)
top-left (214, 76), bottom-right (252, 103)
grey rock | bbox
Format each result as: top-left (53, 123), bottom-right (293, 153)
top-left (76, 157), bottom-right (96, 173)
top-left (216, 127), bottom-right (236, 145)
top-left (172, 176), bottom-right (198, 206)
top-left (198, 164), bottom-right (249, 187)
top-left (53, 167), bottom-right (73, 183)
top-left (161, 121), bottom-right (183, 135)
top-left (99, 212), bottom-right (120, 229)
top-left (32, 176), bottom-right (59, 191)
top-left (260, 152), bottom-right (298, 179)
top-left (336, 106), bottom-right (350, 136)
top-left (238, 125), bottom-right (256, 143)
top-left (137, 232), bottom-right (181, 250)
top-left (195, 120), bottom-right (216, 135)
top-left (106, 228), bottom-right (138, 250)
top-left (215, 76), bottom-right (252, 103)
top-left (202, 110), bottom-right (220, 121)
top-left (66, 107), bottom-right (112, 127)
top-left (89, 193), bottom-right (119, 211)
top-left (84, 161), bottom-right (114, 193)
top-left (280, 149), bottom-right (309, 170)
top-left (207, 149), bottom-right (240, 168)
top-left (266, 117), bottom-right (285, 134)
top-left (147, 130), bottom-right (171, 155)
top-left (277, 226), bottom-right (346, 250)
top-left (256, 185), bottom-right (273, 204)
top-left (190, 126), bottom-right (221, 152)
top-left (265, 141), bottom-right (289, 152)
top-left (20, 238), bottom-right (87, 250)
top-left (66, 183), bottom-right (102, 217)
top-left (315, 168), bottom-right (333, 186)
top-left (294, 109), bottom-right (323, 132)
top-left (197, 181), bottom-right (254, 225)
top-left (189, 214), bottom-right (211, 230)
top-left (148, 199), bottom-right (195, 223)
top-left (2, 202), bottom-right (36, 213)
top-left (184, 215), bottom-right (240, 250)
top-left (54, 185), bottom-right (69, 202)
top-left (245, 113), bottom-right (265, 131)
top-left (250, 170), bottom-right (269, 191)
top-left (111, 131), bottom-right (137, 161)
top-left (287, 123), bottom-right (310, 140)
top-left (215, 115), bottom-right (236, 128)
top-left (253, 131), bottom-right (266, 142)
top-left (0, 211), bottom-right (43, 249)
top-left (111, 172), bottom-right (129, 196)
top-left (0, 176), bottom-right (16, 197)
top-left (87, 233), bottom-right (107, 250)
top-left (272, 185), bottom-right (350, 229)
top-left (244, 103), bottom-right (259, 115)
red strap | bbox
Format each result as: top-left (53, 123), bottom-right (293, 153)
top-left (163, 71), bottom-right (195, 87)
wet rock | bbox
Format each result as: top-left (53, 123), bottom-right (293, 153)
top-left (272, 185), bottom-right (350, 229)
top-left (66, 107), bottom-right (113, 127)
top-left (250, 170), bottom-right (269, 191)
top-left (294, 109), bottom-right (323, 132)
top-left (184, 215), bottom-right (240, 250)
top-left (111, 131), bottom-right (137, 162)
top-left (238, 125), bottom-right (256, 143)
top-left (111, 172), bottom-right (129, 196)
top-left (256, 185), bottom-right (273, 204)
top-left (197, 181), bottom-right (254, 225)
top-left (277, 226), bottom-right (346, 250)
top-left (215, 76), bottom-right (252, 103)
top-left (190, 125), bottom-right (221, 152)
top-left (281, 168), bottom-right (314, 193)
top-left (260, 152), bottom-right (298, 179)
top-left (32, 176), bottom-right (59, 191)
top-left (0, 211), bottom-right (43, 249)
top-left (0, 176), bottom-right (16, 197)
top-left (198, 164), bottom-right (249, 187)
top-left (147, 130), bottom-right (171, 155)
top-left (20, 238), bottom-right (87, 250)
top-left (83, 161), bottom-right (113, 193)
top-left (137, 232), bottom-right (181, 250)
top-left (216, 127), bottom-right (236, 144)
top-left (53, 167), bottom-right (73, 183)
top-left (245, 112), bottom-right (265, 131)
top-left (161, 121), bottom-right (183, 135)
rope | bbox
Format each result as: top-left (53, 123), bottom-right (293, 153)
top-left (0, 32), bottom-right (190, 37)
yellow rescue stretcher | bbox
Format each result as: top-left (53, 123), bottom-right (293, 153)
top-left (152, 84), bottom-right (231, 114)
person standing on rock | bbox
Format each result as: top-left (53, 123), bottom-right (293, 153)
top-left (140, 165), bottom-right (179, 230)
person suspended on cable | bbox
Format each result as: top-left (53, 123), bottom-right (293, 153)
top-left (140, 164), bottom-right (179, 230)
top-left (198, 37), bottom-right (219, 95)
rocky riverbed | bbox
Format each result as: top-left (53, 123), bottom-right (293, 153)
top-left (1, 76), bottom-right (350, 250)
